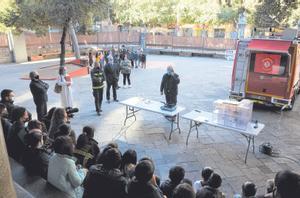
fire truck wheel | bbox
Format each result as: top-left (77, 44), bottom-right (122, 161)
top-left (287, 94), bottom-right (296, 110)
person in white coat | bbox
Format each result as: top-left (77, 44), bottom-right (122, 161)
top-left (48, 136), bottom-right (86, 198)
top-left (57, 67), bottom-right (73, 108)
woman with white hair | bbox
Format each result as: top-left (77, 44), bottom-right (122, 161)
top-left (160, 65), bottom-right (180, 106)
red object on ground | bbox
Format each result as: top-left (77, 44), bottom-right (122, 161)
top-left (68, 67), bottom-right (88, 78)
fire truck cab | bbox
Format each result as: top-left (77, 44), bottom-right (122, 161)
top-left (230, 29), bottom-right (300, 109)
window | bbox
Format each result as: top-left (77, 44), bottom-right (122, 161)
top-left (249, 52), bottom-right (288, 76)
top-left (214, 29), bottom-right (225, 38)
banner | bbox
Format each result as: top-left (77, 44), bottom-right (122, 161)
top-left (254, 53), bottom-right (281, 75)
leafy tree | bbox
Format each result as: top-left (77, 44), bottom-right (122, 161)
top-left (1, 0), bottom-right (109, 67)
top-left (0, 0), bottom-right (13, 32)
top-left (253, 0), bottom-right (298, 28)
top-left (289, 5), bottom-right (300, 27)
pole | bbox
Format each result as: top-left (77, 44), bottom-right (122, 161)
top-left (68, 22), bottom-right (80, 59)
top-left (97, 31), bottom-right (99, 48)
top-left (7, 30), bottom-right (16, 63)
top-left (118, 29), bottom-right (120, 50)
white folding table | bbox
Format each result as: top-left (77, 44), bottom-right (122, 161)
top-left (119, 97), bottom-right (185, 140)
top-left (182, 110), bottom-right (265, 163)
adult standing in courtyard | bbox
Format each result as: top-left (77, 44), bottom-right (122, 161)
top-left (91, 62), bottom-right (105, 115)
top-left (120, 54), bottom-right (132, 88)
top-left (57, 67), bottom-right (73, 108)
top-left (29, 71), bottom-right (49, 121)
top-left (104, 57), bottom-right (118, 103)
top-left (140, 51), bottom-right (147, 69)
top-left (160, 65), bottom-right (180, 106)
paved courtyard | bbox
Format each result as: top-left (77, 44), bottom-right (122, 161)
top-left (1, 55), bottom-right (300, 197)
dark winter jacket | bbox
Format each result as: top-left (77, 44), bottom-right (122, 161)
top-left (91, 67), bottom-right (105, 89)
top-left (30, 79), bottom-right (49, 105)
top-left (0, 99), bottom-right (15, 120)
top-left (160, 73), bottom-right (180, 96)
top-left (89, 138), bottom-right (100, 159)
top-left (74, 145), bottom-right (97, 169)
top-left (160, 179), bottom-right (179, 198)
top-left (112, 62), bottom-right (121, 79)
top-left (128, 178), bottom-right (165, 198)
top-left (83, 164), bottom-right (128, 198)
top-left (196, 186), bottom-right (224, 198)
top-left (140, 54), bottom-right (146, 62)
top-left (7, 121), bottom-right (27, 161)
top-left (104, 63), bottom-right (118, 84)
top-left (1, 117), bottom-right (12, 142)
top-left (22, 147), bottom-right (52, 179)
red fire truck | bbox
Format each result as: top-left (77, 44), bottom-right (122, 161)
top-left (230, 29), bottom-right (300, 109)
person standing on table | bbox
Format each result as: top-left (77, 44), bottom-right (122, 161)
top-left (57, 67), bottom-right (74, 108)
top-left (160, 65), bottom-right (180, 106)
top-left (104, 57), bottom-right (118, 103)
top-left (91, 62), bottom-right (105, 116)
top-left (29, 71), bottom-right (49, 121)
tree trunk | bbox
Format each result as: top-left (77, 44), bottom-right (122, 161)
top-left (69, 22), bottom-right (80, 59)
top-left (60, 23), bottom-right (68, 68)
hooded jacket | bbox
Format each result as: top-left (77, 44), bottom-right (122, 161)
top-left (83, 164), bottom-right (128, 198)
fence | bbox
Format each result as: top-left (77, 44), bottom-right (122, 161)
top-left (0, 31), bottom-right (237, 57)
top-left (77, 31), bottom-right (140, 45)
top-left (146, 34), bottom-right (237, 50)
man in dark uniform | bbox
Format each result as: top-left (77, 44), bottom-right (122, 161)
top-left (160, 66), bottom-right (180, 106)
top-left (113, 54), bottom-right (121, 89)
top-left (104, 57), bottom-right (118, 103)
top-left (91, 62), bottom-right (105, 116)
top-left (29, 71), bottom-right (49, 121)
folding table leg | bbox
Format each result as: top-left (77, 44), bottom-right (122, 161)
top-left (176, 114), bottom-right (181, 134)
top-left (123, 106), bottom-right (137, 125)
top-left (252, 137), bottom-right (255, 153)
top-left (169, 120), bottom-right (174, 140)
top-left (244, 136), bottom-right (251, 163)
top-left (123, 105), bottom-right (129, 125)
top-left (186, 120), bottom-right (193, 145)
top-left (195, 123), bottom-right (199, 138)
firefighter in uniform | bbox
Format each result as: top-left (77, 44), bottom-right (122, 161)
top-left (160, 65), bottom-right (180, 106)
top-left (91, 62), bottom-right (105, 116)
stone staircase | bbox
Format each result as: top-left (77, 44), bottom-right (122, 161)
top-left (9, 158), bottom-right (71, 198)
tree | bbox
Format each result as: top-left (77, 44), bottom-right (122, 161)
top-left (1, 0), bottom-right (109, 67)
top-left (253, 0), bottom-right (298, 28)
top-left (0, 0), bottom-right (13, 32)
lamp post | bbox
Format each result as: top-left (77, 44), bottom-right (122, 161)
top-left (237, 12), bottom-right (247, 39)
